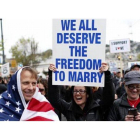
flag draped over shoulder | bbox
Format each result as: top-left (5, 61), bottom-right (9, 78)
top-left (0, 67), bottom-right (59, 121)
top-left (20, 91), bottom-right (59, 121)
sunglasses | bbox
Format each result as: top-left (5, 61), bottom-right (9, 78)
top-left (39, 88), bottom-right (45, 92)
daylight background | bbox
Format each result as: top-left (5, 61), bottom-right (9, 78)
top-left (0, 0), bottom-right (139, 140)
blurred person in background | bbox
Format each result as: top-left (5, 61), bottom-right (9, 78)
top-left (0, 77), bottom-right (7, 94)
top-left (112, 69), bottom-right (123, 88)
top-left (37, 78), bottom-right (48, 99)
top-left (130, 64), bottom-right (140, 71)
top-left (115, 68), bottom-right (130, 99)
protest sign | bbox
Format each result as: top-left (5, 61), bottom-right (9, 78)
top-left (53, 19), bottom-right (106, 87)
top-left (110, 38), bottom-right (130, 53)
top-left (1, 62), bottom-right (10, 77)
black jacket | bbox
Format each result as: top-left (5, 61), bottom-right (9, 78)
top-left (48, 70), bottom-right (115, 121)
top-left (107, 93), bottom-right (140, 121)
top-left (0, 84), bottom-right (7, 94)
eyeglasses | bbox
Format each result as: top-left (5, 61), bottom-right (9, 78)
top-left (127, 85), bottom-right (140, 90)
top-left (73, 90), bottom-right (86, 95)
top-left (39, 88), bottom-right (45, 92)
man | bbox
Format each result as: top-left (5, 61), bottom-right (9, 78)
top-left (0, 66), bottom-right (59, 121)
top-left (108, 71), bottom-right (140, 121)
top-left (0, 77), bottom-right (7, 94)
top-left (130, 64), bottom-right (140, 71)
top-left (112, 69), bottom-right (122, 88)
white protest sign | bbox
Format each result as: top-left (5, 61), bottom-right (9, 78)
top-left (1, 62), bottom-right (10, 77)
top-left (128, 61), bottom-right (140, 68)
top-left (53, 19), bottom-right (106, 87)
top-left (110, 38), bottom-right (130, 53)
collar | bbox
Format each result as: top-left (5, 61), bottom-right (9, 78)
top-left (120, 93), bottom-right (132, 107)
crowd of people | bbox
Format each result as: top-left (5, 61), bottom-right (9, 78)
top-left (0, 63), bottom-right (140, 121)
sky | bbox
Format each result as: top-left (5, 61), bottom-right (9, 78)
top-left (0, 0), bottom-right (140, 59)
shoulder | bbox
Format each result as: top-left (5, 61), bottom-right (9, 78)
top-left (114, 98), bottom-right (121, 105)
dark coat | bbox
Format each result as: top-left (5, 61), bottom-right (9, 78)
top-left (48, 70), bottom-right (115, 121)
top-left (107, 93), bottom-right (140, 121)
top-left (116, 83), bottom-right (126, 98)
top-left (0, 84), bottom-right (7, 94)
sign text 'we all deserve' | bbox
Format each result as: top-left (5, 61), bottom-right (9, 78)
top-left (53, 19), bottom-right (106, 87)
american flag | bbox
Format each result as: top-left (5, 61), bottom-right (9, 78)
top-left (0, 67), bottom-right (59, 121)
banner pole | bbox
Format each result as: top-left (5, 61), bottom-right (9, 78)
top-left (119, 52), bottom-right (123, 78)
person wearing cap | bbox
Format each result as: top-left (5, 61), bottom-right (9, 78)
top-left (130, 64), bottom-right (140, 71)
top-left (107, 71), bottom-right (140, 121)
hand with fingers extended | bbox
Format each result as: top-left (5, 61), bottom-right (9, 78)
top-left (99, 62), bottom-right (109, 73)
top-left (49, 64), bottom-right (57, 72)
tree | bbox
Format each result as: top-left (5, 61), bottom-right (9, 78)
top-left (137, 54), bottom-right (140, 61)
top-left (41, 49), bottom-right (52, 61)
top-left (9, 37), bottom-right (40, 67)
top-left (0, 41), bottom-right (3, 51)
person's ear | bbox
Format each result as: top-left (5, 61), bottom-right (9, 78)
top-left (87, 94), bottom-right (89, 98)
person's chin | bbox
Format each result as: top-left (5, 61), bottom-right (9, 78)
top-left (25, 97), bottom-right (32, 102)
top-left (24, 94), bottom-right (34, 101)
top-left (130, 95), bottom-right (138, 99)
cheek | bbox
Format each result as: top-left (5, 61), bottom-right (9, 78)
top-left (21, 85), bottom-right (27, 90)
top-left (33, 86), bottom-right (37, 90)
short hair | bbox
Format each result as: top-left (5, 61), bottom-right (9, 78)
top-left (21, 67), bottom-right (37, 79)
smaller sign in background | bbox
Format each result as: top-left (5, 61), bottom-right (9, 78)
top-left (1, 62), bottom-right (10, 77)
top-left (110, 38), bottom-right (130, 53)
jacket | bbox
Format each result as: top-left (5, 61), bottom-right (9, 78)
top-left (0, 84), bottom-right (7, 94)
top-left (107, 93), bottom-right (140, 121)
top-left (48, 70), bottom-right (115, 121)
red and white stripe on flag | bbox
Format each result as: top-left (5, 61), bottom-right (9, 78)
top-left (20, 91), bottom-right (59, 121)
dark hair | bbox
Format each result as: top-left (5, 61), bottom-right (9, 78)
top-left (70, 86), bottom-right (93, 106)
top-left (0, 76), bottom-right (3, 81)
top-left (37, 78), bottom-right (48, 98)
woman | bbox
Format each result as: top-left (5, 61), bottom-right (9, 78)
top-left (37, 78), bottom-right (48, 99)
top-left (48, 63), bottom-right (115, 121)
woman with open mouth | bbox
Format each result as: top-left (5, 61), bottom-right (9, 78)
top-left (48, 63), bottom-right (115, 121)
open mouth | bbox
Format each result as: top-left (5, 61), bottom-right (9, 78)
top-left (76, 97), bottom-right (82, 101)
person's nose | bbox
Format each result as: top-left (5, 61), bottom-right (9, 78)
top-left (132, 88), bottom-right (138, 92)
top-left (28, 83), bottom-right (34, 90)
top-left (75, 91), bottom-right (80, 95)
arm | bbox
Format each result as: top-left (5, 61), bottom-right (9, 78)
top-left (48, 64), bottom-right (70, 115)
top-left (101, 70), bottom-right (115, 109)
top-left (99, 63), bottom-right (115, 119)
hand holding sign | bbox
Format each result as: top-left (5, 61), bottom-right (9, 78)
top-left (49, 64), bottom-right (57, 72)
top-left (99, 62), bottom-right (109, 73)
